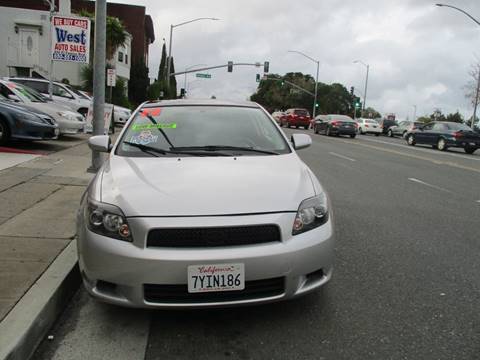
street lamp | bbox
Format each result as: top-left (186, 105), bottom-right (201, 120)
top-left (353, 60), bottom-right (370, 117)
top-left (184, 63), bottom-right (207, 94)
top-left (167, 18), bottom-right (220, 87)
top-left (436, 3), bottom-right (480, 128)
top-left (287, 50), bottom-right (320, 119)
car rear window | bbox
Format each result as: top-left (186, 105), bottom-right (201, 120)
top-left (294, 109), bottom-right (309, 116)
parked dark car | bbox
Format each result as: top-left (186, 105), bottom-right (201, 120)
top-left (0, 96), bottom-right (59, 145)
top-left (388, 121), bottom-right (423, 138)
top-left (314, 114), bottom-right (357, 138)
top-left (280, 108), bottom-right (311, 129)
top-left (378, 118), bottom-right (398, 135)
top-left (406, 121), bottom-right (480, 154)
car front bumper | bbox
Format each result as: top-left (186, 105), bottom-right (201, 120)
top-left (11, 121), bottom-right (59, 140)
top-left (77, 212), bottom-right (334, 308)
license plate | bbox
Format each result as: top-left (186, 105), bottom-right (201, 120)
top-left (187, 263), bottom-right (245, 293)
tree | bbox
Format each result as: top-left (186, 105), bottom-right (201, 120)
top-left (158, 42), bottom-right (167, 82)
top-left (416, 116), bottom-right (432, 123)
top-left (363, 107), bottom-right (381, 119)
top-left (128, 59), bottom-right (149, 106)
top-left (168, 57), bottom-right (178, 99)
top-left (464, 61), bottom-right (480, 127)
top-left (76, 10), bottom-right (127, 63)
top-left (429, 109), bottom-right (446, 122)
top-left (446, 111), bottom-right (464, 123)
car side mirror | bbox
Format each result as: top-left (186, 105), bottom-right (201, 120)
top-left (291, 133), bottom-right (312, 150)
top-left (8, 94), bottom-right (20, 102)
top-left (88, 135), bottom-right (112, 153)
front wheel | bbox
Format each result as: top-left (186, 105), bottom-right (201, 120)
top-left (0, 119), bottom-right (11, 145)
top-left (388, 129), bottom-right (393, 137)
top-left (465, 146), bottom-right (477, 154)
top-left (407, 134), bottom-right (416, 146)
top-left (437, 138), bottom-right (447, 151)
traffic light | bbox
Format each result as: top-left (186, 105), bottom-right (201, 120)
top-left (256, 74), bottom-right (261, 82)
top-left (280, 80), bottom-right (285, 86)
top-left (264, 61), bottom-right (269, 73)
top-left (315, 102), bottom-right (319, 108)
top-left (227, 61), bottom-right (233, 72)
top-left (350, 86), bottom-right (354, 96)
top-left (355, 101), bottom-right (361, 108)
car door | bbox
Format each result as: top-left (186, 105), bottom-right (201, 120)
top-left (415, 123), bottom-right (434, 144)
top-left (395, 121), bottom-right (406, 135)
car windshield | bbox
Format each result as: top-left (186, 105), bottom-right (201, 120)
top-left (117, 105), bottom-right (291, 157)
top-left (66, 85), bottom-right (90, 99)
top-left (7, 82), bottom-right (46, 103)
top-left (446, 122), bottom-right (472, 131)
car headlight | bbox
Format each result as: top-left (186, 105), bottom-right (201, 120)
top-left (14, 111), bottom-right (44, 124)
top-left (84, 198), bottom-right (132, 241)
top-left (58, 111), bottom-right (79, 121)
top-left (292, 193), bottom-right (329, 235)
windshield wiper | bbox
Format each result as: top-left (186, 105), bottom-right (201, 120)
top-left (172, 145), bottom-right (280, 155)
top-left (123, 141), bottom-right (229, 157)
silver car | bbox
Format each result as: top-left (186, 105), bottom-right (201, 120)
top-left (77, 99), bottom-right (334, 308)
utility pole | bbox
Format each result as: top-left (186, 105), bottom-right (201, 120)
top-left (90, 0), bottom-right (107, 171)
top-left (46, 0), bottom-right (55, 99)
top-left (413, 105), bottom-right (417, 121)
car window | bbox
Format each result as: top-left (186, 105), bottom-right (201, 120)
top-left (432, 123), bottom-right (446, 131)
top-left (66, 85), bottom-right (89, 99)
top-left (446, 123), bottom-right (472, 131)
top-left (423, 123), bottom-right (434, 131)
top-left (18, 80), bottom-right (49, 94)
top-left (117, 106), bottom-right (291, 157)
top-left (366, 120), bottom-right (377, 124)
top-left (294, 109), bottom-right (309, 116)
top-left (53, 85), bottom-right (74, 99)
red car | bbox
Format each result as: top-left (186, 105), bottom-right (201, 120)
top-left (280, 108), bottom-right (311, 129)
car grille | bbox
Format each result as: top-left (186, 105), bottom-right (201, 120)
top-left (144, 277), bottom-right (285, 304)
top-left (146, 225), bottom-right (281, 248)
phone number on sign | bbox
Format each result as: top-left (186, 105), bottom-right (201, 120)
top-left (53, 52), bottom-right (87, 62)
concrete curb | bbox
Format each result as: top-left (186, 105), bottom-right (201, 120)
top-left (0, 240), bottom-right (80, 360)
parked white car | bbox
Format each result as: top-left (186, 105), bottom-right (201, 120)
top-left (77, 91), bottom-right (131, 125)
top-left (356, 118), bottom-right (382, 136)
top-left (8, 77), bottom-right (91, 118)
top-left (0, 80), bottom-right (85, 135)
top-left (77, 99), bottom-right (334, 308)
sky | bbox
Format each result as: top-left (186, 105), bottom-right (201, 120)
top-left (113, 0), bottom-right (479, 120)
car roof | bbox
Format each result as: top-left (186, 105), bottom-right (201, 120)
top-left (142, 99), bottom-right (261, 108)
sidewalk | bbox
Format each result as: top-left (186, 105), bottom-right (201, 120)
top-left (0, 135), bottom-right (94, 358)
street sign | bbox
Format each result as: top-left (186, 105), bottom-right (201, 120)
top-left (196, 73), bottom-right (212, 79)
top-left (107, 69), bottom-right (116, 87)
top-left (51, 15), bottom-right (90, 64)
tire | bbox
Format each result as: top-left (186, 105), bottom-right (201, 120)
top-left (0, 118), bottom-right (11, 145)
top-left (388, 129), bottom-right (393, 137)
top-left (314, 126), bottom-right (319, 134)
top-left (304, 125), bottom-right (309, 129)
top-left (287, 122), bottom-right (291, 128)
top-left (78, 108), bottom-right (88, 118)
top-left (407, 134), bottom-right (416, 146)
top-left (464, 146), bottom-right (476, 154)
top-left (375, 133), bottom-right (380, 136)
top-left (350, 134), bottom-right (356, 138)
top-left (358, 128), bottom-right (363, 135)
top-left (295, 125), bottom-right (299, 129)
top-left (437, 138), bottom-right (447, 151)
top-left (402, 131), bottom-right (407, 139)
top-left (326, 127), bottom-right (332, 136)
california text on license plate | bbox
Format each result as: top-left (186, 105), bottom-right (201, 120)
top-left (187, 263), bottom-right (245, 293)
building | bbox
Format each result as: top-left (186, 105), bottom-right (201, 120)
top-left (70, 0), bottom-right (155, 66)
top-left (0, 0), bottom-right (154, 93)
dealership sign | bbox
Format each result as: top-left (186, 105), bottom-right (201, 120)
top-left (51, 16), bottom-right (90, 63)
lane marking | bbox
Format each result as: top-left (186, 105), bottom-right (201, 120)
top-left (357, 136), bottom-right (480, 162)
top-left (329, 152), bottom-right (356, 162)
top-left (408, 178), bottom-right (452, 193)
top-left (334, 139), bottom-right (480, 174)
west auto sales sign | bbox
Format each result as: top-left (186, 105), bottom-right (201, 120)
top-left (51, 16), bottom-right (90, 63)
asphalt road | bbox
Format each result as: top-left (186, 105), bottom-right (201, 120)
top-left (33, 130), bottom-right (480, 360)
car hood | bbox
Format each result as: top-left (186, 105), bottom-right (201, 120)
top-left (99, 153), bottom-right (315, 216)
